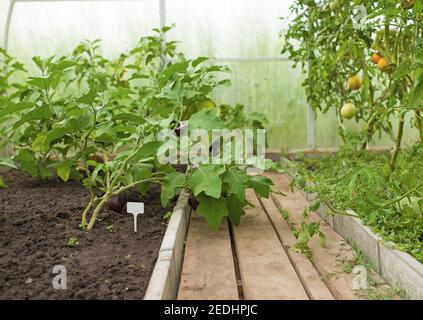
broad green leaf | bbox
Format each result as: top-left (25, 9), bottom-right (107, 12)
top-left (189, 164), bottom-right (224, 198)
top-left (77, 86), bottom-right (98, 105)
top-left (188, 109), bottom-right (225, 131)
top-left (56, 160), bottom-right (74, 182)
top-left (28, 76), bottom-right (51, 89)
top-left (222, 168), bottom-right (248, 203)
top-left (13, 105), bottom-right (53, 129)
top-left (248, 175), bottom-right (273, 198)
top-left (136, 141), bottom-right (161, 159)
top-left (112, 113), bottom-right (145, 124)
top-left (0, 102), bottom-right (33, 118)
top-left (133, 163), bottom-right (153, 177)
top-left (13, 149), bottom-right (38, 176)
top-left (160, 61), bottom-right (189, 86)
top-left (160, 171), bottom-right (186, 207)
top-left (0, 158), bottom-right (17, 169)
top-left (225, 194), bottom-right (245, 226)
top-left (191, 56), bottom-right (209, 68)
top-left (196, 193), bottom-right (228, 230)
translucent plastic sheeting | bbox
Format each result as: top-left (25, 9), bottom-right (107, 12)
top-left (212, 60), bottom-right (308, 150)
top-left (315, 109), bottom-right (420, 149)
top-left (166, 0), bottom-right (292, 59)
top-left (7, 0), bottom-right (160, 69)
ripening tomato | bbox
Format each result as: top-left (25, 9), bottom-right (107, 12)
top-left (371, 53), bottom-right (382, 65)
top-left (377, 58), bottom-right (389, 71)
top-left (348, 75), bottom-right (362, 90)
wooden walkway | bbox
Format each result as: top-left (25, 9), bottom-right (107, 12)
top-left (177, 172), bottom-right (385, 300)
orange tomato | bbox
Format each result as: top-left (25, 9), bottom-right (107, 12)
top-left (371, 53), bottom-right (382, 64)
top-left (377, 58), bottom-right (389, 71)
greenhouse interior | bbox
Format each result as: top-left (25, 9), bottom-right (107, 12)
top-left (0, 0), bottom-right (422, 304)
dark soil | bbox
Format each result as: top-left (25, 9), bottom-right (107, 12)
top-left (0, 171), bottom-right (172, 300)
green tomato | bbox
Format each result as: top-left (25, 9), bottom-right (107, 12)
top-left (340, 103), bottom-right (358, 119)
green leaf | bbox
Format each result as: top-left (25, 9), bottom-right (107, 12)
top-left (160, 172), bottom-right (186, 207)
top-left (189, 164), bottom-right (224, 198)
top-left (28, 77), bottom-right (51, 90)
top-left (188, 109), bottom-right (225, 131)
top-left (77, 86), bottom-right (98, 105)
top-left (56, 160), bottom-right (74, 182)
top-left (0, 102), bottom-right (33, 118)
top-left (225, 194), bottom-right (245, 226)
top-left (248, 175), bottom-right (273, 198)
top-left (160, 61), bottom-right (189, 86)
top-left (196, 193), bottom-right (228, 230)
top-left (13, 105), bottom-right (53, 129)
top-left (0, 158), bottom-right (17, 169)
top-left (409, 74), bottom-right (423, 108)
top-left (112, 113), bottom-right (145, 124)
top-left (222, 168), bottom-right (248, 202)
top-left (136, 141), bottom-right (161, 159)
top-left (191, 56), bottom-right (209, 68)
top-left (13, 149), bottom-right (38, 176)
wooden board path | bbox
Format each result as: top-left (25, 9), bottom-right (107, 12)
top-left (177, 172), bottom-right (393, 300)
top-left (177, 215), bottom-right (238, 300)
top-left (231, 189), bottom-right (309, 300)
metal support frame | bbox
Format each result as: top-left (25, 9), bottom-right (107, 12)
top-left (3, 0), bottom-right (16, 51)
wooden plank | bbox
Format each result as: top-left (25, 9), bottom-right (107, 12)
top-left (260, 196), bottom-right (334, 300)
top-left (145, 190), bottom-right (191, 300)
top-left (232, 189), bottom-right (309, 300)
top-left (177, 215), bottom-right (239, 300)
top-left (265, 172), bottom-right (359, 300)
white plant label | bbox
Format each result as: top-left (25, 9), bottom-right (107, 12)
top-left (127, 202), bottom-right (144, 233)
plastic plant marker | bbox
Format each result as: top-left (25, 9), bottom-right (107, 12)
top-left (127, 202), bottom-right (144, 233)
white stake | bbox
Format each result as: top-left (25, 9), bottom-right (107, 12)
top-left (127, 202), bottom-right (144, 233)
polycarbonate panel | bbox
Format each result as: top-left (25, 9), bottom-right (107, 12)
top-left (315, 108), bottom-right (419, 149)
top-left (166, 0), bottom-right (294, 59)
top-left (212, 60), bottom-right (308, 150)
top-left (8, 0), bottom-right (160, 68)
top-left (0, 0), bottom-right (11, 47)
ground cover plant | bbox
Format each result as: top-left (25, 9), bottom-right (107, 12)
top-left (0, 26), bottom-right (274, 232)
top-left (282, 0), bottom-right (423, 259)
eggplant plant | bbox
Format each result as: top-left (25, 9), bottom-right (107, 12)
top-left (0, 26), bottom-right (275, 231)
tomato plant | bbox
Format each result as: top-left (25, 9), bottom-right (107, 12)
top-left (282, 0), bottom-right (423, 260)
top-left (283, 0), bottom-right (422, 173)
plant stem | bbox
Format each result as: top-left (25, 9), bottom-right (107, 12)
top-left (415, 111), bottom-right (423, 142)
top-left (389, 113), bottom-right (405, 175)
top-left (81, 196), bottom-right (96, 227)
top-left (87, 195), bottom-right (109, 230)
top-left (378, 180), bottom-right (423, 211)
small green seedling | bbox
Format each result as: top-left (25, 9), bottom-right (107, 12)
top-left (106, 224), bottom-right (117, 233)
top-left (163, 211), bottom-right (172, 224)
top-left (67, 237), bottom-right (79, 248)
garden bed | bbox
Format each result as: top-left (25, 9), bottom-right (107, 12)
top-left (284, 153), bottom-right (423, 300)
top-left (0, 171), bottom-right (174, 300)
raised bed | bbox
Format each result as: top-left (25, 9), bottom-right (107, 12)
top-left (304, 183), bottom-right (423, 300)
top-left (144, 190), bottom-right (191, 300)
top-left (0, 171), bottom-right (186, 300)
